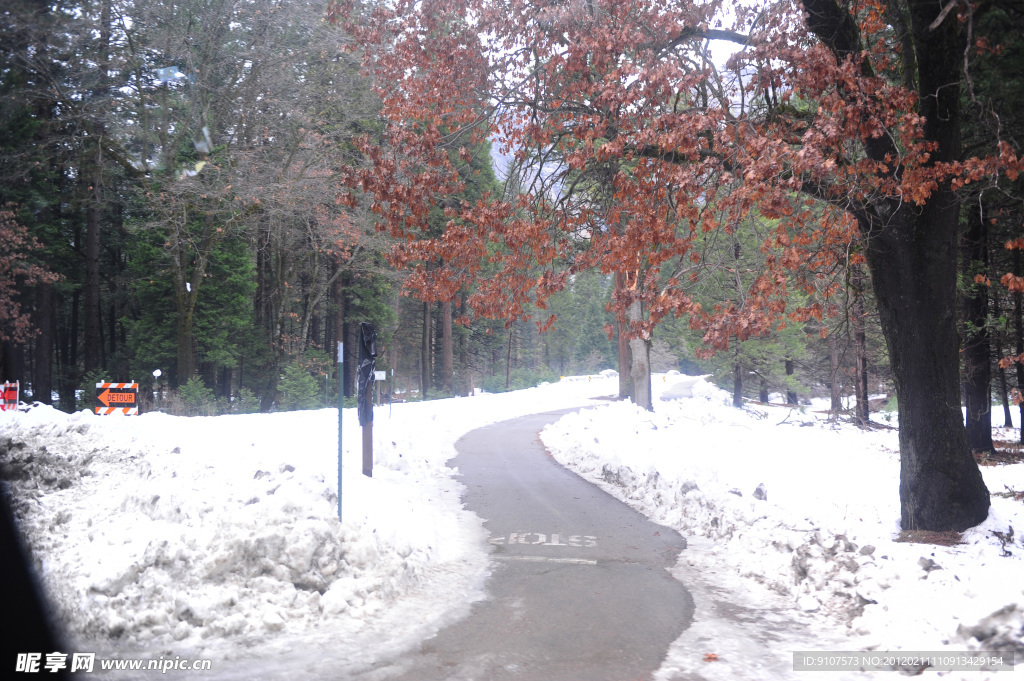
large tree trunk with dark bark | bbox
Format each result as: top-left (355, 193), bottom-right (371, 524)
top-left (991, 283), bottom-right (1014, 428)
top-left (0, 342), bottom-right (23, 384)
top-left (344, 321), bottom-right (357, 398)
top-left (83, 147), bottom-right (103, 375)
top-left (851, 264), bottom-right (870, 426)
top-left (83, 0), bottom-right (112, 377)
top-left (803, 0), bottom-right (991, 531)
top-left (441, 301), bottom-right (453, 394)
top-left (421, 302), bottom-right (432, 399)
top-left (864, 203), bottom-right (990, 531)
top-left (1014, 249), bottom-right (1024, 444)
top-left (457, 292), bottom-right (469, 396)
top-left (34, 284), bottom-right (54, 404)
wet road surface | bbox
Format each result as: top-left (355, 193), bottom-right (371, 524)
top-left (369, 409), bottom-right (694, 681)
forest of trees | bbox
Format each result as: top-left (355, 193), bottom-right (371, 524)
top-left (1, 0), bottom-right (1023, 529)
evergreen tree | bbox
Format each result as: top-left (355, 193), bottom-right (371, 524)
top-left (126, 227), bottom-right (256, 391)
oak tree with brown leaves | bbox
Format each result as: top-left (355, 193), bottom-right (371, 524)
top-left (333, 0), bottom-right (1024, 530)
top-left (0, 209), bottom-right (59, 350)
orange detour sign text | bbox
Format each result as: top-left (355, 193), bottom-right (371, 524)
top-left (95, 382), bottom-right (139, 415)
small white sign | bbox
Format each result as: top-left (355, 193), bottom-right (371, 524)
top-left (374, 371), bottom-right (386, 381)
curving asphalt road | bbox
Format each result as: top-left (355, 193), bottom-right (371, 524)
top-left (376, 408), bottom-right (694, 681)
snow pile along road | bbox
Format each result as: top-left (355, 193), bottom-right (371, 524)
top-left (0, 378), bottom-right (613, 677)
top-left (541, 377), bottom-right (1024, 675)
top-left (3, 373), bottom-right (1023, 680)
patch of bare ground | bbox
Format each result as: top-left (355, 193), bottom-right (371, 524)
top-left (894, 530), bottom-right (963, 546)
top-left (976, 440), bottom-right (1024, 466)
top-left (992, 485), bottom-right (1024, 502)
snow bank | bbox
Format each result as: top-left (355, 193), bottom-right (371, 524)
top-left (4, 373), bottom-right (1023, 679)
top-left (0, 378), bottom-right (615, 676)
top-left (542, 378), bottom-right (1024, 677)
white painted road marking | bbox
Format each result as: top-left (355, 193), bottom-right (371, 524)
top-left (495, 556), bottom-right (598, 565)
top-left (489, 533), bottom-right (598, 547)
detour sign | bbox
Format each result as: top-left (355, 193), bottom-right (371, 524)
top-left (1, 380), bottom-right (18, 411)
top-left (95, 382), bottom-right (139, 415)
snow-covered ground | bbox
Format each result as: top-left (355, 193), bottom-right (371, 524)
top-left (1, 375), bottom-right (1022, 679)
top-left (542, 377), bottom-right (1024, 679)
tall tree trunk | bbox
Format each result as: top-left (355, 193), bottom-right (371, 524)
top-left (325, 301), bottom-right (334, 358)
top-left (759, 378), bottom-right (769, 403)
top-left (218, 367), bottom-right (232, 401)
top-left (171, 224), bottom-right (201, 387)
top-left (804, 0), bottom-right (990, 533)
top-left (614, 272), bottom-right (631, 399)
top-left (70, 289), bottom-right (79, 369)
top-left (828, 334), bottom-right (842, 417)
top-left (457, 291), bottom-right (469, 396)
top-left (784, 358), bottom-right (798, 405)
top-left (34, 284), bottom-right (54, 404)
top-left (55, 290), bottom-right (73, 410)
top-left (991, 279), bottom-right (1013, 427)
top-left (171, 238), bottom-right (196, 387)
top-left (441, 300), bottom-right (453, 394)
top-left (421, 301), bottom-right (431, 399)
top-left (107, 299), bottom-right (117, 367)
top-left (175, 305), bottom-right (196, 386)
top-left (344, 321), bottom-right (357, 398)
top-left (309, 309), bottom-right (321, 355)
top-left (864, 206), bottom-right (990, 529)
top-left (1, 342), bottom-right (19, 383)
top-left (505, 325), bottom-right (513, 391)
top-left (1014, 249), bottom-right (1023, 444)
top-left (83, 0), bottom-right (112, 376)
top-left (626, 298), bottom-right (652, 410)
top-left (997, 361), bottom-right (1013, 428)
top-left (732, 360), bottom-right (743, 409)
top-left (851, 264), bottom-right (870, 426)
top-left (387, 291), bottom-right (400, 401)
top-left (83, 146), bottom-right (103, 375)
top-left (961, 201), bottom-right (995, 454)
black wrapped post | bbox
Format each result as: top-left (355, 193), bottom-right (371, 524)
top-left (357, 322), bottom-right (377, 477)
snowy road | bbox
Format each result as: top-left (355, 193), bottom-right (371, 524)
top-left (7, 376), bottom-right (1020, 680)
top-left (357, 409), bottom-right (694, 680)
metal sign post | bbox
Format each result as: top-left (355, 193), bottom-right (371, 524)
top-left (152, 369), bottom-right (162, 412)
top-left (344, 342), bottom-right (348, 522)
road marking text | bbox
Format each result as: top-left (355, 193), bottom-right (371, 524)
top-left (490, 533), bottom-right (597, 547)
